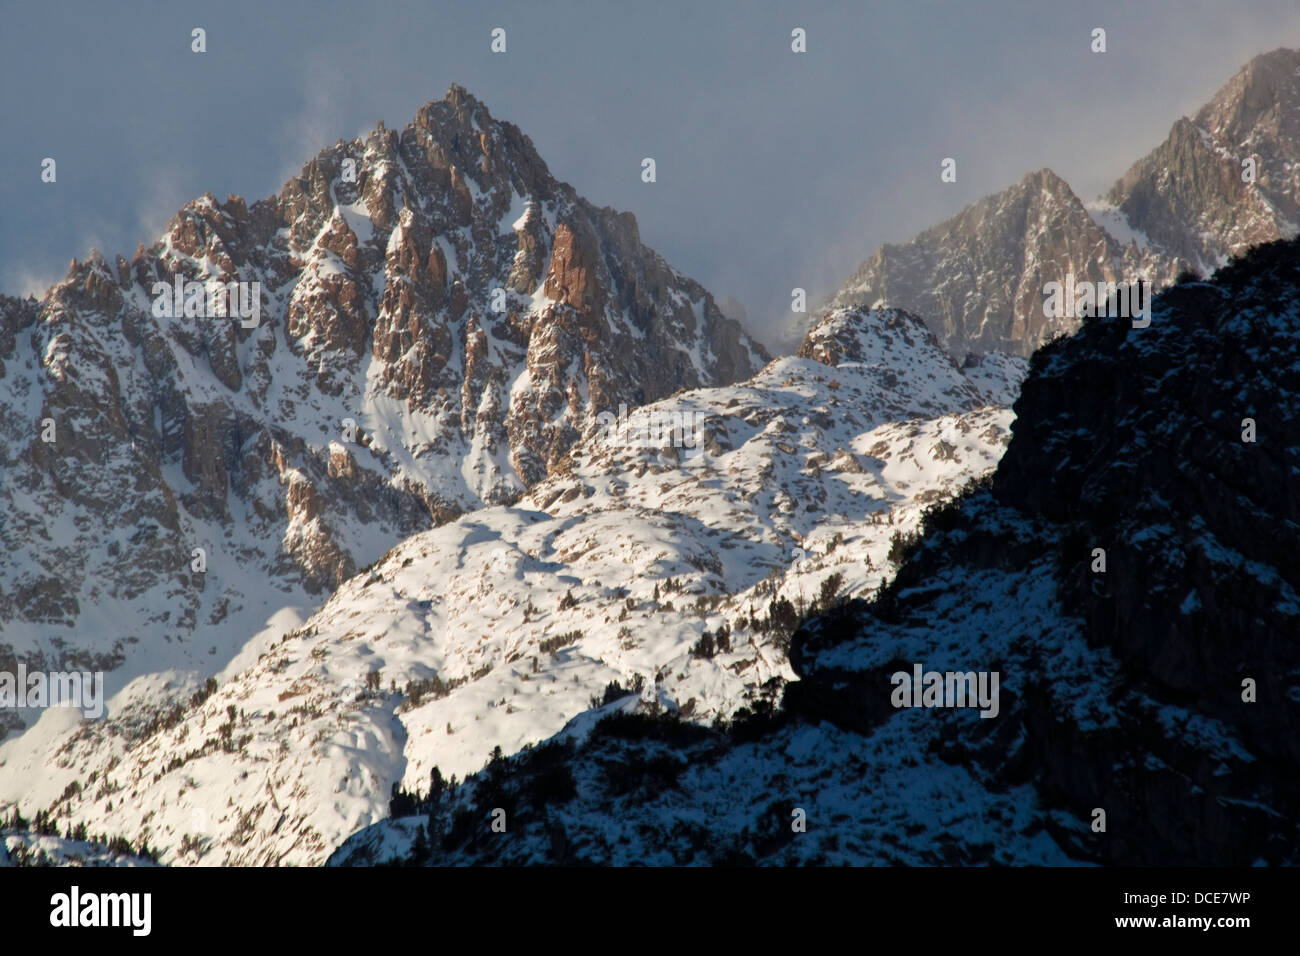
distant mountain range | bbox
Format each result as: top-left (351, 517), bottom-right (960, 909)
top-left (825, 47), bottom-right (1300, 359)
top-left (1, 80), bottom-right (1020, 865)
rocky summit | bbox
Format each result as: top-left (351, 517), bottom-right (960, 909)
top-left (0, 85), bottom-right (767, 703)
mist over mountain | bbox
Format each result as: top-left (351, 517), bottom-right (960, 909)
top-left (826, 48), bottom-right (1300, 361)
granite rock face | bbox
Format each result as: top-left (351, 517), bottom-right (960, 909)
top-left (829, 169), bottom-right (1173, 359)
top-left (1109, 48), bottom-right (1300, 271)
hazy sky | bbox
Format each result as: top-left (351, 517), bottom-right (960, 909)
top-left (4, 0), bottom-right (1300, 347)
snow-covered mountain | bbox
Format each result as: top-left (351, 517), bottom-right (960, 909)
top-left (1105, 47), bottom-right (1300, 272)
top-left (332, 235), bottom-right (1300, 867)
top-left (826, 47), bottom-right (1300, 360)
top-left (827, 168), bottom-right (1177, 359)
top-left (11, 47), bottom-right (1291, 872)
top-left (0, 85), bottom-right (767, 744)
top-left (0, 305), bottom-right (1023, 864)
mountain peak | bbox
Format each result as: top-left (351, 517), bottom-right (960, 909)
top-left (0, 83), bottom-right (768, 693)
top-left (1104, 47), bottom-right (1300, 271)
top-left (1195, 45), bottom-right (1300, 155)
top-left (418, 83), bottom-right (490, 124)
top-left (1234, 45), bottom-right (1300, 81)
top-left (797, 306), bottom-right (1022, 411)
top-left (825, 170), bottom-right (1132, 358)
top-left (799, 306), bottom-right (946, 367)
top-left (821, 51), bottom-right (1300, 361)
top-left (1021, 167), bottom-right (1073, 193)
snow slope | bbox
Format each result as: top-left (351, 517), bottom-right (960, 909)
top-left (0, 308), bottom-right (1025, 865)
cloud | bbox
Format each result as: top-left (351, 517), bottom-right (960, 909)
top-left (275, 52), bottom-right (360, 189)
top-left (133, 166), bottom-right (191, 252)
top-left (3, 265), bottom-right (62, 300)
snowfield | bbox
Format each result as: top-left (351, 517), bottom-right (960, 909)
top-left (0, 307), bottom-right (1027, 865)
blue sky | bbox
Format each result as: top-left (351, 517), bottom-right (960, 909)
top-left (3, 0), bottom-right (1299, 345)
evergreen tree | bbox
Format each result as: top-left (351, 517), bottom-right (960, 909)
top-left (429, 766), bottom-right (446, 804)
top-left (408, 824), bottom-right (429, 865)
top-left (389, 781), bottom-right (417, 818)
